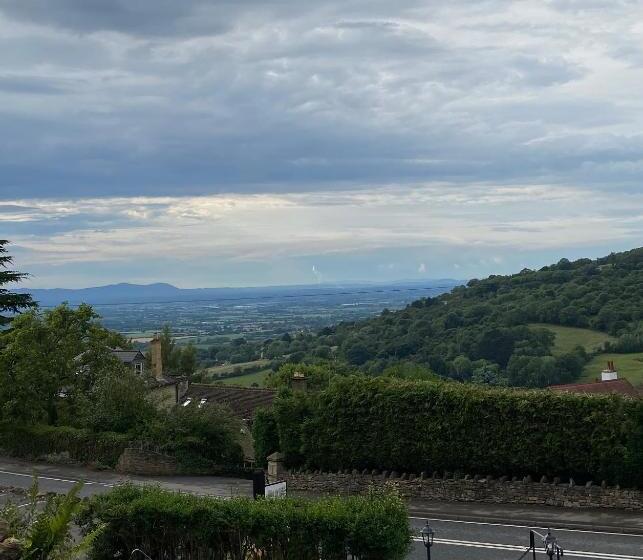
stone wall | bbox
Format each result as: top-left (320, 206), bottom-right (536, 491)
top-left (282, 469), bottom-right (643, 511)
top-left (116, 447), bottom-right (178, 476)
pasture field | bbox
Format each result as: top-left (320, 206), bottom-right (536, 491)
top-left (529, 323), bottom-right (615, 355)
top-left (206, 359), bottom-right (270, 376)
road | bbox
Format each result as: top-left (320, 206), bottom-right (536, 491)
top-left (407, 517), bottom-right (643, 560)
top-left (0, 458), bottom-right (641, 560)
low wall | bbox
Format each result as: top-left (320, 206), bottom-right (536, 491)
top-left (116, 448), bottom-right (178, 476)
top-left (282, 469), bottom-right (643, 511)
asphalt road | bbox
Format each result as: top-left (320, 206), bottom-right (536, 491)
top-left (407, 517), bottom-right (643, 560)
top-left (0, 458), bottom-right (641, 560)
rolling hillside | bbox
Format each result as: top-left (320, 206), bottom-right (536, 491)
top-left (298, 247), bottom-right (643, 388)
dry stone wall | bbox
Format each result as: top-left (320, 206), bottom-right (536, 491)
top-left (282, 469), bottom-right (643, 511)
top-left (116, 447), bottom-right (178, 476)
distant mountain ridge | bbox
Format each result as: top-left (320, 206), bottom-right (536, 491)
top-left (18, 279), bottom-right (461, 306)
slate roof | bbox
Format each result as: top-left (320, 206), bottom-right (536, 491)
top-left (550, 378), bottom-right (641, 398)
top-left (110, 349), bottom-right (145, 364)
top-left (183, 384), bottom-right (277, 421)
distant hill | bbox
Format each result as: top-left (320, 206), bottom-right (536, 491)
top-left (18, 279), bottom-right (461, 306)
top-left (300, 247), bottom-right (643, 388)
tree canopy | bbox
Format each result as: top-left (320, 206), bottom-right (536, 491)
top-left (0, 240), bottom-right (35, 325)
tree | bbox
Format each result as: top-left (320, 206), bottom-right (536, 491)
top-left (80, 367), bottom-right (157, 433)
top-left (179, 343), bottom-right (198, 377)
top-left (0, 304), bottom-right (129, 424)
top-left (159, 324), bottom-right (178, 372)
top-left (0, 240), bottom-right (35, 326)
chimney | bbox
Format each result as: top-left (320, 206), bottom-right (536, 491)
top-left (291, 371), bottom-right (307, 393)
top-left (150, 333), bottom-right (163, 380)
top-left (601, 361), bottom-right (618, 382)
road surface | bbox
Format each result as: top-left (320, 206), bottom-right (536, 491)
top-left (407, 517), bottom-right (643, 560)
top-left (0, 457), bottom-right (641, 560)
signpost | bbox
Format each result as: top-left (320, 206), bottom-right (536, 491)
top-left (265, 480), bottom-right (287, 498)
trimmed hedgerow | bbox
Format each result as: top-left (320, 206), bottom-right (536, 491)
top-left (271, 377), bottom-right (643, 487)
top-left (0, 422), bottom-right (129, 467)
top-left (78, 484), bottom-right (410, 560)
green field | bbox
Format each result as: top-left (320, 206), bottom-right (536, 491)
top-left (529, 323), bottom-right (615, 355)
top-left (206, 359), bottom-right (270, 376)
top-left (579, 352), bottom-right (643, 387)
top-left (217, 369), bottom-right (271, 387)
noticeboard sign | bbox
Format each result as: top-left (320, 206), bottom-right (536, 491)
top-left (265, 480), bottom-right (287, 498)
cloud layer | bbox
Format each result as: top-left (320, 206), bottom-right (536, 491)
top-left (1, 1), bottom-right (642, 286)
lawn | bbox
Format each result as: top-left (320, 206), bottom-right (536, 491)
top-left (579, 352), bottom-right (643, 387)
top-left (528, 323), bottom-right (616, 355)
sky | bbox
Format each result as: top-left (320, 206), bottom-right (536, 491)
top-left (1, 1), bottom-right (642, 288)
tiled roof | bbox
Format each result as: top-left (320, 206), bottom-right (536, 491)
top-left (184, 384), bottom-right (276, 421)
top-left (550, 378), bottom-right (641, 398)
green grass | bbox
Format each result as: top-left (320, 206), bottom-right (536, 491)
top-left (217, 369), bottom-right (271, 387)
top-left (579, 352), bottom-right (643, 387)
top-left (528, 323), bottom-right (616, 355)
top-left (206, 359), bottom-right (270, 376)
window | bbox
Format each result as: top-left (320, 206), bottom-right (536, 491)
top-left (134, 362), bottom-right (143, 375)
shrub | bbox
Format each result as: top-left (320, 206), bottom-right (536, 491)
top-left (78, 484), bottom-right (410, 560)
top-left (0, 423), bottom-right (129, 467)
top-left (144, 403), bottom-right (244, 470)
top-left (272, 377), bottom-right (643, 487)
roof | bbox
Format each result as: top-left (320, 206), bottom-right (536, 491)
top-left (550, 378), bottom-right (641, 398)
top-left (110, 349), bottom-right (145, 364)
top-left (183, 384), bottom-right (276, 421)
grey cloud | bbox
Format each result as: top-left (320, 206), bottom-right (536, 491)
top-left (1, 0), bottom-right (643, 201)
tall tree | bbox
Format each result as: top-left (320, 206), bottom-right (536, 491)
top-left (0, 240), bottom-right (35, 325)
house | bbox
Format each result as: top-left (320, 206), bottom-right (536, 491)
top-left (550, 361), bottom-right (641, 398)
top-left (109, 348), bottom-right (146, 375)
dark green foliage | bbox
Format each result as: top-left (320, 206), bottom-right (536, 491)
top-left (79, 368), bottom-right (158, 433)
top-left (144, 403), bottom-right (244, 470)
top-left (79, 484), bottom-right (410, 560)
top-left (271, 377), bottom-right (643, 487)
top-left (252, 407), bottom-right (280, 467)
top-left (0, 240), bottom-right (35, 326)
top-left (0, 423), bottom-right (129, 467)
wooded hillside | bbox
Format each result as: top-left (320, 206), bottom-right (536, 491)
top-left (303, 248), bottom-right (643, 387)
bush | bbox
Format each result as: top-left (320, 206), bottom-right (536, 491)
top-left (144, 403), bottom-right (244, 470)
top-left (272, 377), bottom-right (643, 487)
top-left (0, 423), bottom-right (129, 467)
top-left (79, 484), bottom-right (410, 560)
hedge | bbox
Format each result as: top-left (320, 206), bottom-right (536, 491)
top-left (78, 484), bottom-right (410, 560)
top-left (0, 423), bottom-right (129, 467)
top-left (262, 377), bottom-right (643, 487)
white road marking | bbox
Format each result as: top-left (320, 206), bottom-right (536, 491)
top-left (412, 537), bottom-right (643, 560)
top-left (0, 469), bottom-right (114, 487)
top-left (409, 516), bottom-right (643, 538)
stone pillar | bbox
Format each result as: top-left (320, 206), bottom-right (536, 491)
top-left (150, 333), bottom-right (163, 380)
top-left (267, 452), bottom-right (285, 482)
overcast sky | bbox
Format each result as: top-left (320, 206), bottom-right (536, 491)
top-left (1, 1), bottom-right (642, 288)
